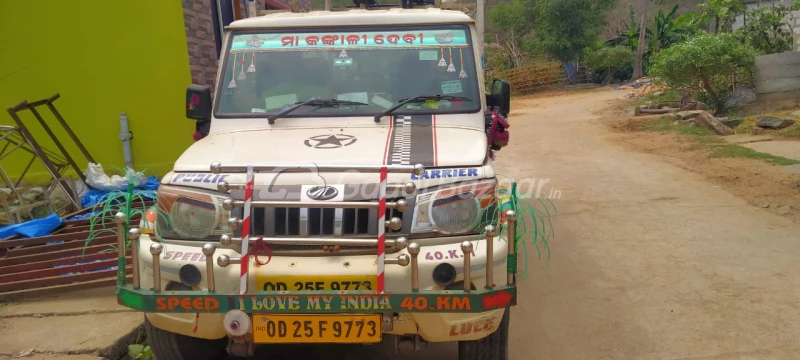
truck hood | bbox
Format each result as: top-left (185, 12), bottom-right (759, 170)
top-left (173, 123), bottom-right (488, 172)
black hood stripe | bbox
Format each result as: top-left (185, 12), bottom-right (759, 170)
top-left (384, 114), bottom-right (436, 166)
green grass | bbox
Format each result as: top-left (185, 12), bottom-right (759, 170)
top-left (640, 117), bottom-right (800, 166)
top-left (711, 145), bottom-right (800, 165)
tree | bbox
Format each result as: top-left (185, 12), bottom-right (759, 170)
top-left (606, 4), bottom-right (699, 70)
top-left (585, 46), bottom-right (636, 83)
top-left (530, 0), bottom-right (617, 63)
top-left (604, 5), bottom-right (642, 49)
top-left (648, 5), bottom-right (699, 54)
top-left (631, 0), bottom-right (650, 79)
top-left (736, 2), bottom-right (800, 55)
top-left (488, 0), bottom-right (536, 68)
top-left (649, 32), bottom-right (757, 113)
top-left (694, 0), bottom-right (748, 33)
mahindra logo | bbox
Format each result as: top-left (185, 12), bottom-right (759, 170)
top-left (306, 186), bottom-right (338, 200)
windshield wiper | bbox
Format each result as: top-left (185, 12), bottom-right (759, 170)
top-left (267, 98), bottom-right (368, 124)
top-left (373, 95), bottom-right (473, 123)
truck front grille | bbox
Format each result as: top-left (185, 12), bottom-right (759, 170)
top-left (240, 199), bottom-right (408, 253)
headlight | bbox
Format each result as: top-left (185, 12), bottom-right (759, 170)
top-left (155, 185), bottom-right (232, 240)
top-left (410, 180), bottom-right (497, 235)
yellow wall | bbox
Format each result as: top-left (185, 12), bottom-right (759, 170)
top-left (0, 1), bottom-right (195, 183)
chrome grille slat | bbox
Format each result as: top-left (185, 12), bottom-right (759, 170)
top-left (334, 208), bottom-right (343, 237)
top-left (264, 208), bottom-right (275, 237)
top-left (368, 208), bottom-right (377, 235)
top-left (353, 208), bottom-right (359, 235)
top-left (299, 208), bottom-right (309, 237)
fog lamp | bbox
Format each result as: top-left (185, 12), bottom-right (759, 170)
top-left (178, 264), bottom-right (202, 287)
top-left (432, 263), bottom-right (457, 286)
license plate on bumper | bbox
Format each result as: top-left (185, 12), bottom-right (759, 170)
top-left (256, 275), bottom-right (376, 291)
top-left (252, 314), bottom-right (382, 343)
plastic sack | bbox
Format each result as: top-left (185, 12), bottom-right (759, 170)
top-left (85, 163), bottom-right (146, 192)
top-left (0, 213), bottom-right (63, 239)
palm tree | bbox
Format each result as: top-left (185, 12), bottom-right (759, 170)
top-left (605, 3), bottom-right (699, 77)
top-left (604, 5), bottom-right (641, 49)
top-left (647, 5), bottom-right (698, 54)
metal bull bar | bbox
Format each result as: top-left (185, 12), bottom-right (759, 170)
top-left (210, 161), bottom-right (425, 294)
top-left (117, 161), bottom-right (518, 315)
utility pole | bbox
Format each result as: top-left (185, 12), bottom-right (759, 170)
top-left (476, 0), bottom-right (485, 67)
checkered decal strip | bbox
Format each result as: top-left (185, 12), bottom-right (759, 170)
top-left (391, 116), bottom-right (412, 165)
top-left (385, 115), bottom-right (435, 166)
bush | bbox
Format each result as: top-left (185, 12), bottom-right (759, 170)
top-left (649, 32), bottom-right (757, 113)
top-left (736, 3), bottom-right (800, 55)
top-left (585, 46), bottom-right (636, 84)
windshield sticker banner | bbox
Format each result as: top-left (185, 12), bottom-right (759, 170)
top-left (231, 30), bottom-right (468, 51)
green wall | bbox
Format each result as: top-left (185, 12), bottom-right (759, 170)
top-left (0, 1), bottom-right (196, 184)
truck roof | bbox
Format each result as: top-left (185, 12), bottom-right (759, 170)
top-left (226, 8), bottom-right (474, 29)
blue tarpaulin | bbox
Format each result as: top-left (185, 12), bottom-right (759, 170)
top-left (565, 62), bottom-right (577, 84)
top-left (0, 175), bottom-right (161, 237)
top-left (0, 213), bottom-right (63, 239)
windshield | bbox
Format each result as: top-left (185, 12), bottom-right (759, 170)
top-left (214, 25), bottom-right (480, 118)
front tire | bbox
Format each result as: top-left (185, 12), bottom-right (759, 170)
top-left (144, 317), bottom-right (227, 360)
top-left (457, 308), bottom-right (510, 360)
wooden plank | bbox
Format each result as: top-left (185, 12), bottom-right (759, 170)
top-left (0, 276), bottom-right (131, 301)
top-left (0, 212), bottom-right (145, 242)
top-left (0, 243), bottom-right (120, 267)
top-left (4, 234), bottom-right (116, 257)
top-left (0, 250), bottom-right (130, 275)
top-left (0, 230), bottom-right (93, 248)
top-left (0, 266), bottom-right (132, 293)
top-left (0, 257), bottom-right (130, 283)
top-left (0, 223), bottom-right (138, 249)
top-left (51, 223), bottom-right (95, 234)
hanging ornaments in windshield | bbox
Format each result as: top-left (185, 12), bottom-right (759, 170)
top-left (237, 53), bottom-right (247, 80)
top-left (247, 52), bottom-right (256, 73)
top-left (447, 48), bottom-right (456, 72)
top-left (438, 47), bottom-right (447, 67)
top-left (459, 48), bottom-right (467, 78)
top-left (227, 53), bottom-right (238, 89)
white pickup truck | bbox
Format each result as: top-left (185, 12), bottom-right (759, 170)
top-left (115, 6), bottom-right (517, 360)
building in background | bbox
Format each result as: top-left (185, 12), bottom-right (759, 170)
top-left (186, 0), bottom-right (312, 90)
top-left (0, 1), bottom-right (304, 184)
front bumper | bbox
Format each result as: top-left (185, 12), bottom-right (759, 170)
top-left (117, 232), bottom-right (517, 343)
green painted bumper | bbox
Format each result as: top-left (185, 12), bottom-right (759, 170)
top-left (116, 285), bottom-right (517, 314)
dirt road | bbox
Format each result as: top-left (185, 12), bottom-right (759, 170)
top-left (256, 89), bottom-right (800, 360)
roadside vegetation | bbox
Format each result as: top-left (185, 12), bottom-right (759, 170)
top-left (641, 117), bottom-right (800, 166)
top-left (486, 0), bottom-right (798, 110)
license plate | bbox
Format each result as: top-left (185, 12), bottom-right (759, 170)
top-left (252, 314), bottom-right (382, 343)
top-left (256, 275), bottom-right (376, 291)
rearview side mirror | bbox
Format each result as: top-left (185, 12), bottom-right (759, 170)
top-left (486, 79), bottom-right (511, 117)
top-left (186, 84), bottom-right (212, 121)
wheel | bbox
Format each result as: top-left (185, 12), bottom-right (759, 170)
top-left (457, 307), bottom-right (510, 360)
top-left (144, 316), bottom-right (227, 360)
